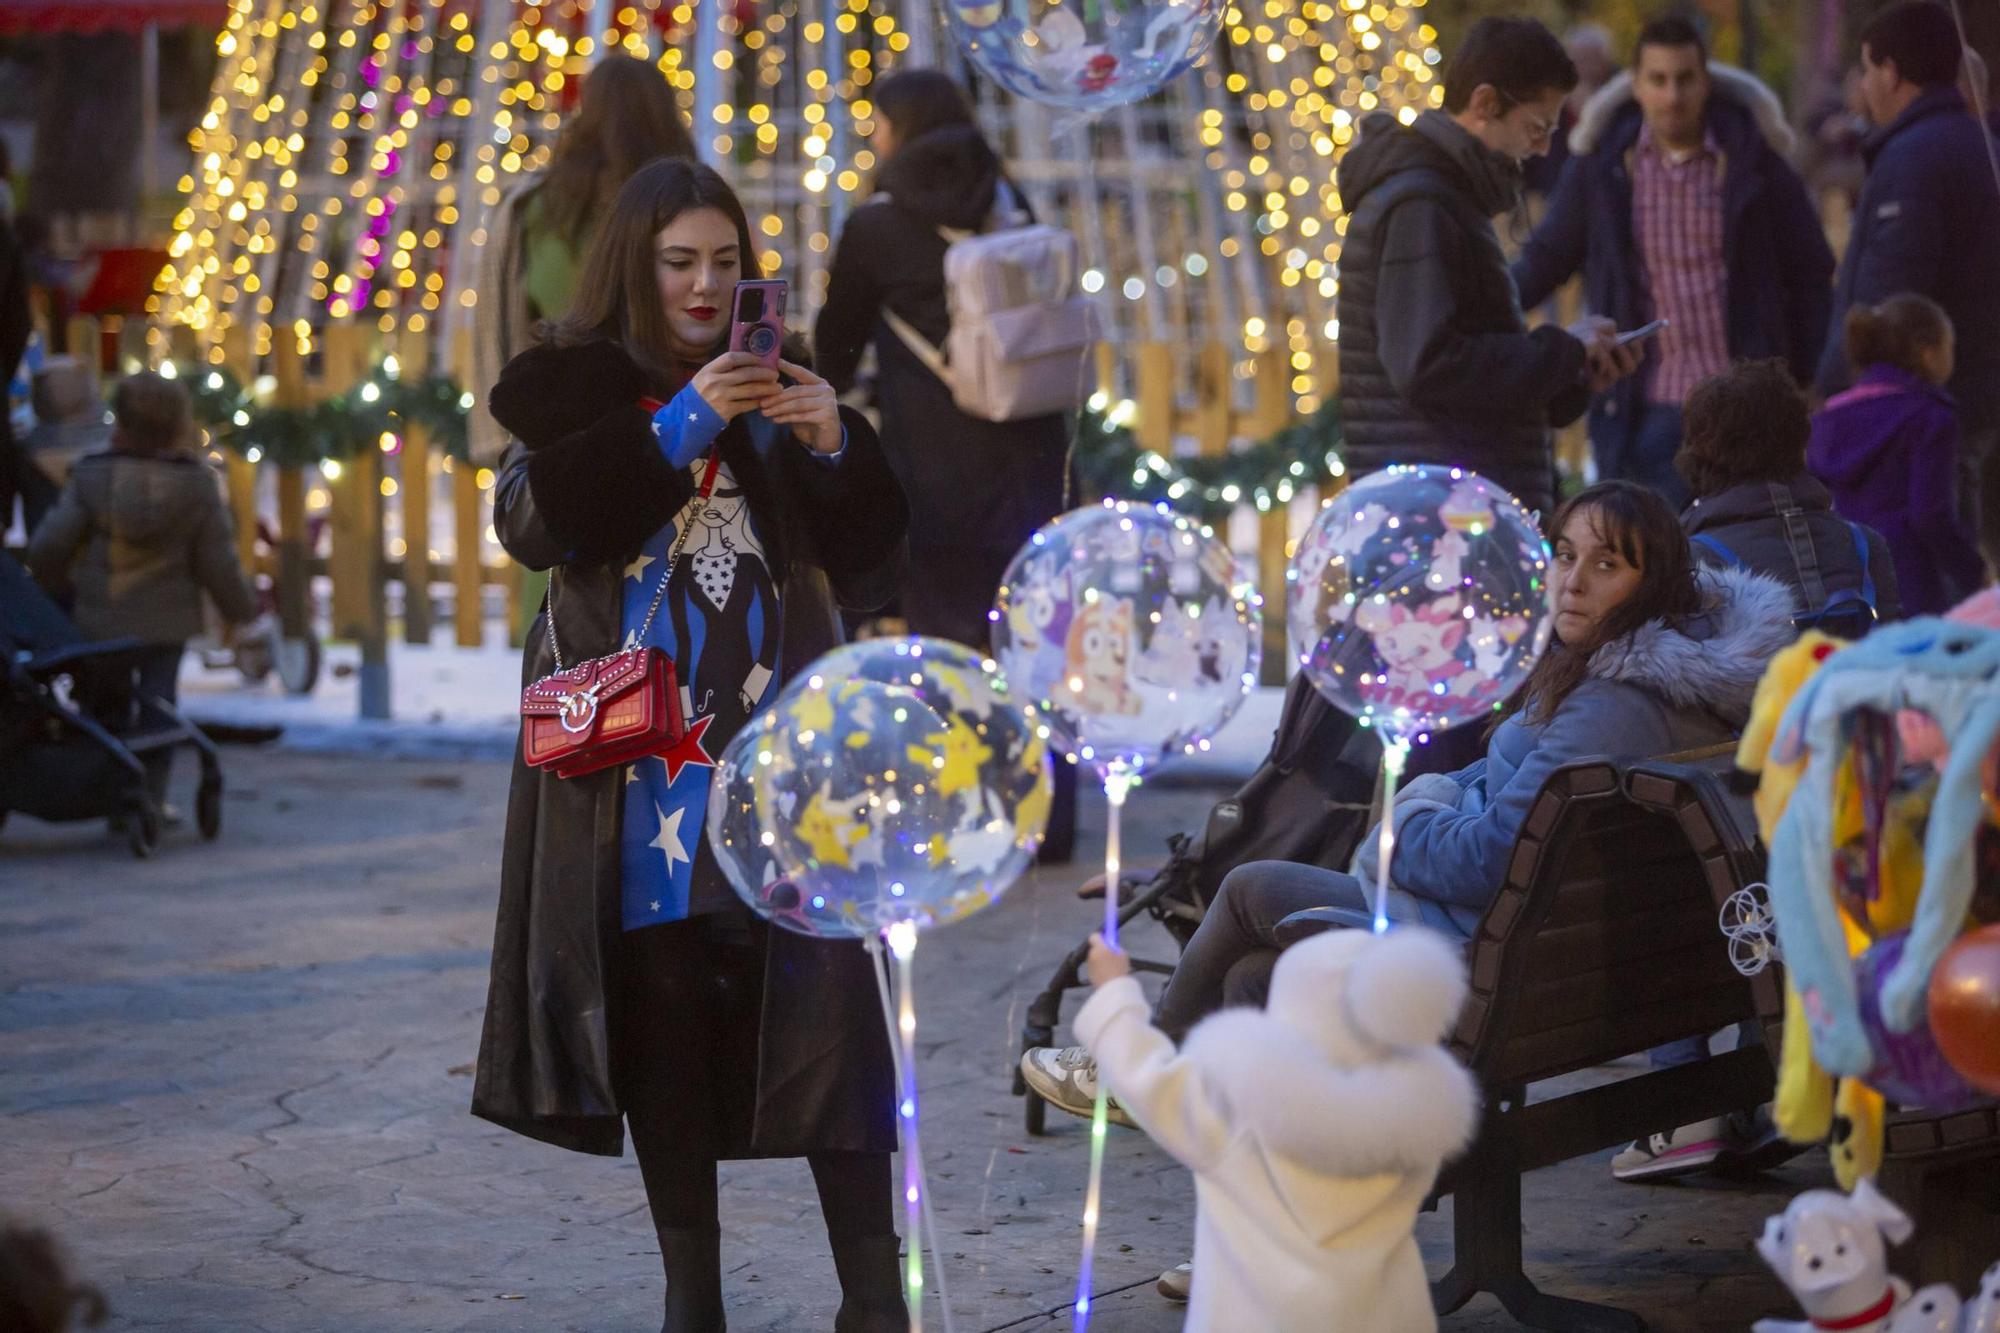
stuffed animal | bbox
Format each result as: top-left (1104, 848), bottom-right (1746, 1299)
top-left (1755, 1183), bottom-right (2000, 1333)
top-left (1765, 619), bottom-right (2000, 1076)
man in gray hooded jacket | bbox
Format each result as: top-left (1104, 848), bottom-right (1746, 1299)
top-left (1337, 16), bottom-right (1641, 523)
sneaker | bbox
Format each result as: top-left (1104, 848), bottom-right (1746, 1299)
top-left (1611, 1116), bottom-right (1737, 1182)
top-left (1156, 1262), bottom-right (1191, 1303)
top-left (1711, 1106), bottom-right (1811, 1178)
top-left (1019, 1046), bottom-right (1137, 1130)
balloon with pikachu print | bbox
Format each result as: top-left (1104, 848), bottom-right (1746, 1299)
top-left (991, 500), bottom-right (1262, 777)
top-left (1287, 466), bottom-right (1553, 744)
top-left (707, 638), bottom-right (1054, 940)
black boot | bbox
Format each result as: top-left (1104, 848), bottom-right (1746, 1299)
top-left (658, 1228), bottom-right (725, 1333)
top-left (829, 1234), bottom-right (907, 1332)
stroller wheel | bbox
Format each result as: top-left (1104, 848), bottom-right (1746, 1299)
top-left (196, 778), bottom-right (223, 841)
top-left (1024, 1090), bottom-right (1047, 1137)
top-left (126, 801), bottom-right (161, 859)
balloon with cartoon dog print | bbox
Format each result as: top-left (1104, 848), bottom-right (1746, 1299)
top-left (990, 500), bottom-right (1262, 776)
top-left (1287, 466), bottom-right (1553, 742)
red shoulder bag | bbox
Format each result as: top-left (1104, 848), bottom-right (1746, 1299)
top-left (519, 445), bottom-right (722, 779)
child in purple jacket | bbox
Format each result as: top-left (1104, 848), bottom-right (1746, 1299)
top-left (1809, 294), bottom-right (1988, 615)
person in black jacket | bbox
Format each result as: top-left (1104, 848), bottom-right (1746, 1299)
top-left (1676, 359), bottom-right (1901, 634)
top-left (1336, 16), bottom-right (1643, 529)
top-left (1818, 2), bottom-right (2000, 566)
top-left (1513, 18), bottom-right (1834, 510)
top-left (815, 70), bottom-right (1068, 647)
top-left (815, 68), bottom-right (1079, 859)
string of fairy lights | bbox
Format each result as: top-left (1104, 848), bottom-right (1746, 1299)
top-left (155, 0), bottom-right (1439, 426)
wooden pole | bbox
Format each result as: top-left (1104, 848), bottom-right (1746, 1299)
top-left (449, 327), bottom-right (484, 648)
top-left (218, 327), bottom-right (259, 573)
top-left (322, 324), bottom-right (390, 719)
top-left (1133, 342), bottom-right (1174, 455)
top-left (271, 340), bottom-right (311, 643)
top-left (397, 328), bottom-right (433, 645)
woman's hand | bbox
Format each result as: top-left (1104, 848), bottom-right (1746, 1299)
top-left (765, 359), bottom-right (843, 454)
top-left (692, 351), bottom-right (780, 424)
top-left (1085, 932), bottom-right (1131, 987)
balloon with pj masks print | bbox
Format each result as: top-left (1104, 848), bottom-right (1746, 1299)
top-left (943, 0), bottom-right (1227, 114)
top-left (706, 637), bottom-right (1054, 940)
top-left (990, 499), bottom-right (1261, 776)
top-left (1287, 466), bottom-right (1553, 743)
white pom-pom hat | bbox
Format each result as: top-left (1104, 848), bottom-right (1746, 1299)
top-left (1264, 926), bottom-right (1470, 1068)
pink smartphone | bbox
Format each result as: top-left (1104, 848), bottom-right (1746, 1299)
top-left (729, 279), bottom-right (788, 370)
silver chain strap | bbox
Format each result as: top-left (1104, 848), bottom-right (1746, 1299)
top-left (543, 452), bottom-right (719, 673)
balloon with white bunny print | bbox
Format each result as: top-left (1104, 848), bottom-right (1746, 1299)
top-left (1287, 466), bottom-right (1553, 745)
top-left (944, 0), bottom-right (1227, 114)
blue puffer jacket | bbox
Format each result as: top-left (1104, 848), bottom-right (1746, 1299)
top-left (1512, 66), bottom-right (1834, 479)
top-left (1816, 86), bottom-right (2000, 435)
top-left (1382, 564), bottom-right (1796, 936)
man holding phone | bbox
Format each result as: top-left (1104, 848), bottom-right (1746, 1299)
top-left (1514, 16), bottom-right (1833, 508)
top-left (1337, 17), bottom-right (1642, 530)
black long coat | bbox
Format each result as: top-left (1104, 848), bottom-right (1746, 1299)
top-left (814, 123), bottom-right (1068, 641)
top-left (470, 338), bottom-right (909, 1158)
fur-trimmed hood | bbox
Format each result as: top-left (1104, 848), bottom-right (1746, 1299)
top-left (1587, 563), bottom-right (1797, 728)
top-left (1179, 929), bottom-right (1479, 1182)
top-left (1569, 62), bottom-right (1794, 157)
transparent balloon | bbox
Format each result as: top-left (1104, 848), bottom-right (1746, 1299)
top-left (1287, 466), bottom-right (1553, 743)
top-left (990, 499), bottom-right (1261, 776)
top-left (708, 638), bottom-right (1053, 939)
top-left (943, 0), bottom-right (1227, 114)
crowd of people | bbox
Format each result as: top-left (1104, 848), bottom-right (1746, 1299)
top-left (7, 4), bottom-right (1998, 1328)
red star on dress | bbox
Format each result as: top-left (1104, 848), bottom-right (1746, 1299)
top-left (659, 713), bottom-right (718, 785)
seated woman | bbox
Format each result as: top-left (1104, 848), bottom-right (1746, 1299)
top-left (1678, 358), bottom-right (1901, 635)
top-left (1022, 481), bottom-right (1795, 1116)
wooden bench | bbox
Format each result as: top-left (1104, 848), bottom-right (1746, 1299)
top-left (1407, 745), bottom-right (1998, 1329)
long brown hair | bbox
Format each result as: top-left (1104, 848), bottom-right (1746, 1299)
top-left (537, 55), bottom-right (696, 246)
top-left (541, 158), bottom-right (760, 392)
top-left (1507, 481), bottom-right (1702, 726)
top-left (1844, 293), bottom-right (1952, 380)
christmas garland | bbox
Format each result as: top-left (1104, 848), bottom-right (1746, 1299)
top-left (176, 361), bottom-right (472, 469)
top-left (1070, 393), bottom-right (1346, 523)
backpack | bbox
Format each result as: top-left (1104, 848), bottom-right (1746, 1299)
top-left (880, 221), bottom-right (1098, 424)
top-left (1691, 512), bottom-right (1881, 641)
top-left (1136, 675), bottom-right (1381, 946)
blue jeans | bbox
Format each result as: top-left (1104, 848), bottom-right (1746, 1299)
top-left (1151, 859), bottom-right (1458, 1041)
top-left (1611, 403), bottom-right (1691, 512)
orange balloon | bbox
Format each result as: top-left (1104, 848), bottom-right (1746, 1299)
top-left (1928, 924), bottom-right (2000, 1096)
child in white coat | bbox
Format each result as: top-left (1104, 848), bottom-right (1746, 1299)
top-left (1075, 925), bottom-right (1479, 1332)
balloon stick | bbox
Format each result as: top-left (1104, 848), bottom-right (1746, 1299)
top-left (1372, 737), bottom-right (1410, 933)
top-left (1073, 760), bottom-right (1134, 1328)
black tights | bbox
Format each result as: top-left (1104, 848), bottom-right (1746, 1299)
top-left (613, 915), bottom-right (893, 1242)
top-left (629, 1133), bottom-right (893, 1239)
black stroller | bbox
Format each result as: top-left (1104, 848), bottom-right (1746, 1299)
top-left (1014, 675), bottom-right (1382, 1133)
top-left (0, 549), bottom-right (224, 856)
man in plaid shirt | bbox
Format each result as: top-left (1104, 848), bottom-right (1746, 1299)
top-left (1515, 16), bottom-right (1834, 509)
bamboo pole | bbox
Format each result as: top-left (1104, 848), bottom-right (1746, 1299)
top-left (323, 323), bottom-right (390, 718)
top-left (1134, 342), bottom-right (1174, 455)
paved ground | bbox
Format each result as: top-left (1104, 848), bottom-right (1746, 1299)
top-left (0, 747), bottom-right (1820, 1331)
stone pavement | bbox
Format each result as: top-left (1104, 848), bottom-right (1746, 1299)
top-left (0, 749), bottom-right (1821, 1331)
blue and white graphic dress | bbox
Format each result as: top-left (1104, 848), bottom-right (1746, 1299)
top-left (619, 383), bottom-right (841, 930)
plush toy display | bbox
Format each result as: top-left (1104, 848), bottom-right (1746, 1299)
top-left (1752, 1180), bottom-right (2000, 1333)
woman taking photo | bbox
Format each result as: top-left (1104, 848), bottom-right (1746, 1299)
top-left (472, 158), bottom-right (909, 1333)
